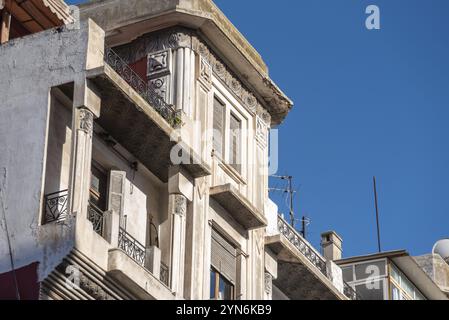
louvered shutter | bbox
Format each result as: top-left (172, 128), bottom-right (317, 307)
top-left (229, 114), bottom-right (241, 173)
top-left (211, 229), bottom-right (237, 284)
top-left (213, 97), bottom-right (225, 158)
top-left (108, 170), bottom-right (126, 226)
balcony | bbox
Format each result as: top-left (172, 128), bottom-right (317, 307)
top-left (43, 189), bottom-right (69, 223)
top-left (266, 215), bottom-right (358, 300)
top-left (118, 227), bottom-right (146, 267)
top-left (210, 184), bottom-right (267, 229)
top-left (87, 47), bottom-right (210, 183)
top-left (87, 203), bottom-right (105, 236)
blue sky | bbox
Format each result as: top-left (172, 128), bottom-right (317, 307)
top-left (69, 1), bottom-right (449, 258)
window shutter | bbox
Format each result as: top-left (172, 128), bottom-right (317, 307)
top-left (108, 170), bottom-right (126, 226)
top-left (211, 229), bottom-right (237, 284)
top-left (229, 114), bottom-right (241, 173)
top-left (213, 97), bottom-right (225, 157)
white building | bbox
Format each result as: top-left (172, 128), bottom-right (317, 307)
top-left (0, 0), bottom-right (352, 300)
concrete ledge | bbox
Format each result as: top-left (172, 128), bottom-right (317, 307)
top-left (107, 249), bottom-right (175, 300)
top-left (266, 235), bottom-right (348, 300)
top-left (210, 184), bottom-right (267, 230)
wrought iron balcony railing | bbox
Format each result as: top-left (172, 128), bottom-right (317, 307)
top-left (277, 215), bottom-right (361, 300)
top-left (87, 203), bottom-right (105, 236)
top-left (160, 262), bottom-right (170, 287)
top-left (44, 190), bottom-right (68, 223)
top-left (104, 47), bottom-right (181, 128)
top-left (277, 216), bottom-right (327, 276)
top-left (343, 281), bottom-right (362, 300)
top-left (118, 227), bottom-right (146, 267)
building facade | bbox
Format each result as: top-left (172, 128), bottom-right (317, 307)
top-left (335, 250), bottom-right (448, 300)
top-left (0, 0), bottom-right (355, 300)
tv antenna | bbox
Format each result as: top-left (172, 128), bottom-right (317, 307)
top-left (270, 175), bottom-right (297, 228)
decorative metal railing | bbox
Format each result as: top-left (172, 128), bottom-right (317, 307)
top-left (277, 215), bottom-right (361, 300)
top-left (343, 281), bottom-right (361, 300)
top-left (277, 216), bottom-right (328, 275)
top-left (87, 203), bottom-right (104, 236)
top-left (44, 190), bottom-right (68, 223)
top-left (160, 262), bottom-right (170, 287)
top-left (118, 227), bottom-right (146, 267)
top-left (104, 47), bottom-right (181, 128)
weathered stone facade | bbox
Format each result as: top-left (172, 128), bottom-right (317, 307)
top-left (0, 0), bottom-right (352, 301)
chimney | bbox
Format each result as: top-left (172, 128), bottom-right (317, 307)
top-left (321, 231), bottom-right (343, 261)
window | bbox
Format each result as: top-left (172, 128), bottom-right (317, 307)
top-left (354, 280), bottom-right (385, 300)
top-left (213, 97), bottom-right (225, 158)
top-left (389, 263), bottom-right (425, 300)
top-left (391, 284), bottom-right (401, 300)
top-left (90, 162), bottom-right (108, 211)
top-left (342, 266), bottom-right (354, 282)
top-left (229, 113), bottom-right (242, 173)
top-left (210, 229), bottom-right (237, 300)
top-left (210, 268), bottom-right (235, 300)
top-left (212, 94), bottom-right (246, 176)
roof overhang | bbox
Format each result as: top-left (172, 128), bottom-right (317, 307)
top-left (79, 0), bottom-right (293, 125)
top-left (392, 255), bottom-right (448, 300)
top-left (3, 0), bottom-right (73, 33)
top-left (336, 250), bottom-right (448, 300)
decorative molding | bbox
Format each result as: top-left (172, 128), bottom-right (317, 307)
top-left (198, 55), bottom-right (212, 89)
top-left (79, 108), bottom-right (94, 136)
top-left (147, 49), bottom-right (172, 77)
top-left (147, 49), bottom-right (172, 104)
top-left (174, 194), bottom-right (187, 216)
top-left (255, 116), bottom-right (268, 147)
top-left (114, 27), bottom-right (272, 124)
top-left (149, 75), bottom-right (170, 103)
top-left (264, 272), bottom-right (273, 295)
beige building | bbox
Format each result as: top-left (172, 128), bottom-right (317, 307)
top-left (0, 0), bottom-right (356, 300)
top-left (335, 249), bottom-right (448, 300)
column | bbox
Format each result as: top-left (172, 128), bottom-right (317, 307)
top-left (168, 193), bottom-right (187, 297)
top-left (69, 79), bottom-right (101, 222)
top-left (167, 166), bottom-right (193, 297)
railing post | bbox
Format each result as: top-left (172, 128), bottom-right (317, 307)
top-left (103, 210), bottom-right (120, 247)
top-left (145, 246), bottom-right (161, 279)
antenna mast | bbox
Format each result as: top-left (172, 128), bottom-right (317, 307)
top-left (373, 176), bottom-right (382, 253)
top-left (270, 175), bottom-right (296, 227)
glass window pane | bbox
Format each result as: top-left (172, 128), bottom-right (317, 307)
top-left (391, 284), bottom-right (400, 300)
top-left (415, 290), bottom-right (425, 300)
top-left (401, 277), bottom-right (414, 298)
top-left (354, 279), bottom-right (385, 300)
top-left (354, 261), bottom-right (386, 281)
top-left (229, 113), bottom-right (241, 173)
top-left (210, 269), bottom-right (216, 299)
top-left (218, 275), bottom-right (234, 300)
top-left (342, 266), bottom-right (354, 282)
top-left (390, 264), bottom-right (401, 283)
top-left (213, 97), bottom-right (225, 158)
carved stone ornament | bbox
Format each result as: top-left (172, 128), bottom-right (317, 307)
top-left (199, 56), bottom-right (213, 88)
top-left (147, 49), bottom-right (172, 77)
top-left (114, 27), bottom-right (269, 119)
top-left (264, 272), bottom-right (273, 295)
top-left (79, 108), bottom-right (94, 135)
top-left (174, 194), bottom-right (187, 216)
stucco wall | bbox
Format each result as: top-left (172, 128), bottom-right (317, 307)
top-left (0, 21), bottom-right (94, 280)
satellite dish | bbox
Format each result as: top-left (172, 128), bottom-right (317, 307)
top-left (432, 239), bottom-right (449, 261)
